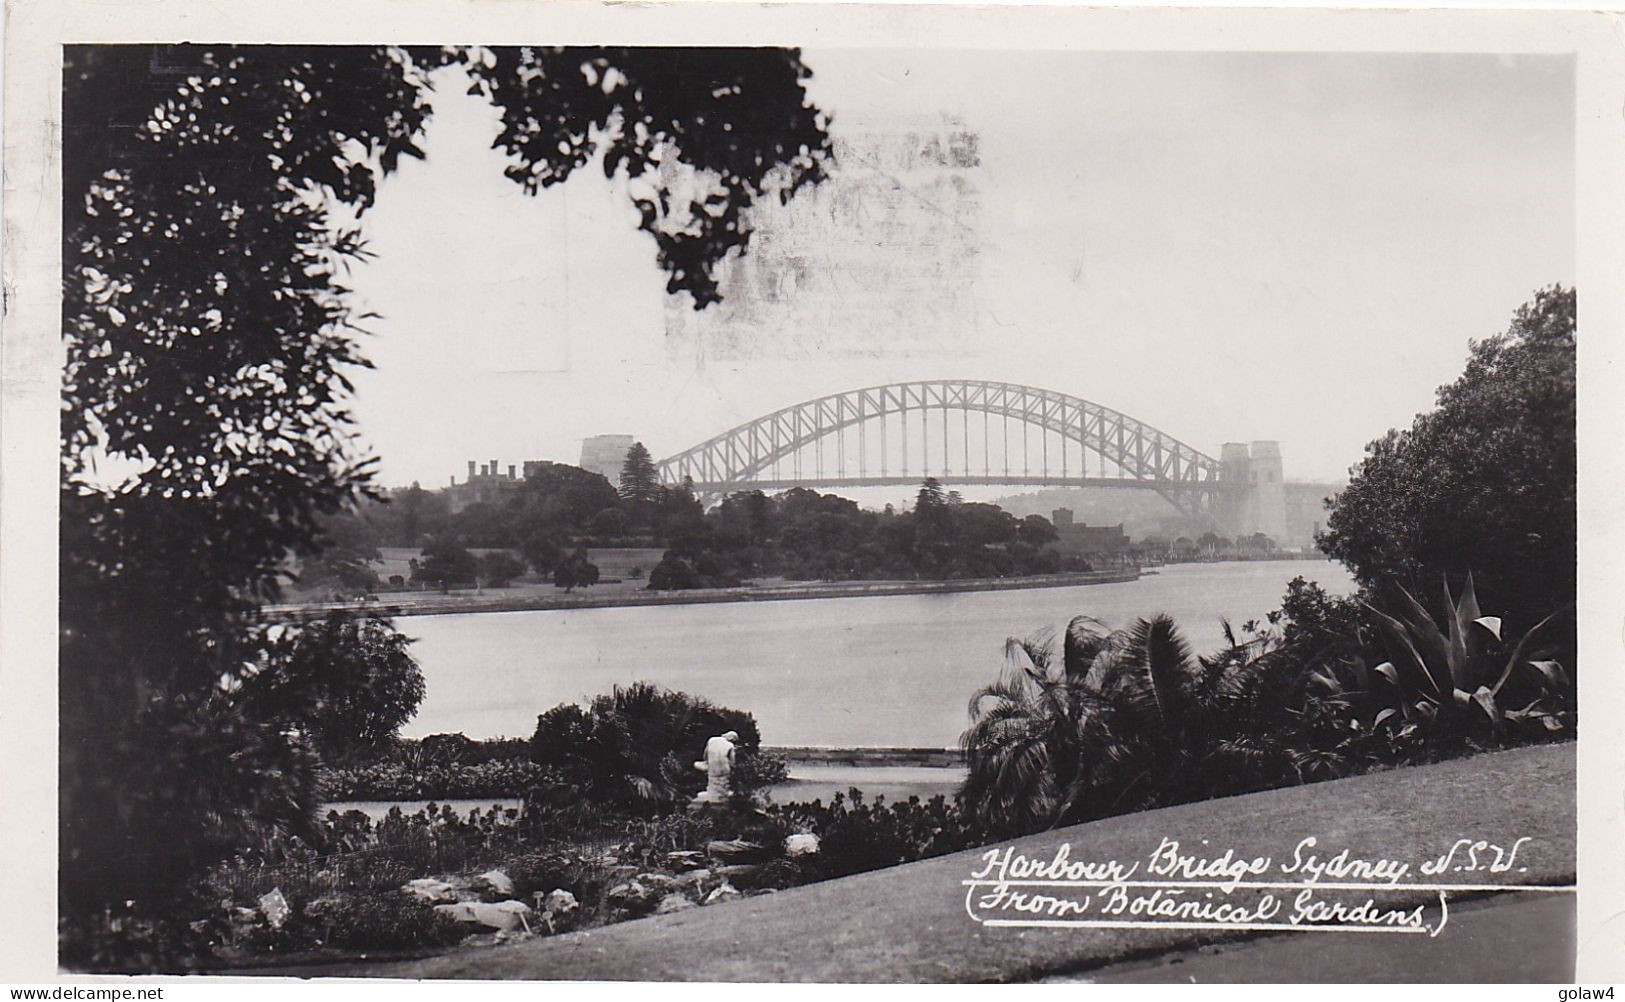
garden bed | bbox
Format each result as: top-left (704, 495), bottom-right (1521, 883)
top-left (285, 742), bottom-right (1577, 983)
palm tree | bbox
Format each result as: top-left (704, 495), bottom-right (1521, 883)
top-left (961, 614), bottom-right (1312, 837)
top-left (958, 620), bottom-right (1105, 837)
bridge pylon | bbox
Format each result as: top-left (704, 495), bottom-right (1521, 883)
top-left (1215, 441), bottom-right (1289, 542)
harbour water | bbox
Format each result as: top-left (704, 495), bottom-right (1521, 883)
top-left (398, 561), bottom-right (1355, 748)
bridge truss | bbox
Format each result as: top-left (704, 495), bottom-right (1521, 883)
top-left (655, 380), bottom-right (1238, 516)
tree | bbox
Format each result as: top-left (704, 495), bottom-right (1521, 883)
top-left (372, 483), bottom-right (450, 547)
top-left (528, 682), bottom-right (767, 810)
top-left (298, 510), bottom-right (385, 596)
top-left (298, 545), bottom-right (381, 598)
top-left (960, 615), bottom-right (1301, 837)
top-left (953, 502), bottom-right (1019, 547)
top-left (520, 463), bottom-right (622, 530)
top-left (618, 442), bottom-right (661, 505)
top-left (554, 549), bottom-right (600, 592)
top-left (1319, 286), bottom-right (1576, 631)
top-left (911, 478), bottom-right (954, 567)
top-left (253, 613), bottom-right (426, 763)
top-left (518, 524), bottom-right (566, 576)
top-left (647, 553), bottom-right (702, 591)
top-left (59, 43), bottom-right (829, 927)
top-left (414, 536), bottom-right (477, 590)
top-left (590, 506), bottom-right (631, 539)
top-left (653, 479), bottom-right (706, 543)
top-left (1017, 514), bottom-right (1059, 548)
top-left (479, 550), bottom-right (526, 588)
top-left (59, 46), bottom-right (436, 918)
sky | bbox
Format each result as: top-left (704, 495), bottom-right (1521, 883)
top-left (343, 50), bottom-right (1574, 492)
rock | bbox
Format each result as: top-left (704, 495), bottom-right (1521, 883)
top-left (257, 888), bottom-right (291, 929)
top-left (674, 868), bottom-right (712, 889)
top-left (401, 878), bottom-right (459, 904)
top-left (530, 891), bottom-right (571, 935)
top-left (706, 839), bottom-right (768, 863)
top-left (703, 882), bottom-right (741, 906)
top-left (785, 833), bottom-right (820, 857)
top-left (607, 881), bottom-right (662, 916)
top-left (666, 850), bottom-right (707, 870)
top-left (634, 872), bottom-right (678, 892)
top-left (542, 888), bottom-right (578, 915)
top-left (655, 893), bottom-right (697, 915)
top-left (474, 870), bottom-right (514, 897)
top-left (433, 900), bottom-right (534, 932)
top-left (714, 863), bottom-right (764, 886)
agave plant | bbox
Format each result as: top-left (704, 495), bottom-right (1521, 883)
top-left (1361, 574), bottom-right (1572, 748)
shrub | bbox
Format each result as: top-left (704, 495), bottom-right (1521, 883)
top-left (732, 749), bottom-right (790, 791)
top-left (255, 613), bottom-right (426, 763)
top-left (321, 759), bottom-right (555, 801)
top-left (772, 791), bottom-right (983, 880)
top-left (528, 683), bottom-right (768, 810)
top-left (647, 553), bottom-right (701, 590)
top-left (304, 891), bottom-right (467, 951)
top-left (960, 615), bottom-right (1312, 837)
top-left (479, 551), bottom-right (526, 588)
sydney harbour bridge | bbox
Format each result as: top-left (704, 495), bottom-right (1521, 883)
top-left (651, 380), bottom-right (1290, 539)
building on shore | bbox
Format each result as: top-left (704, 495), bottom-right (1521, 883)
top-left (445, 458), bottom-right (525, 513)
top-left (1047, 507), bottom-right (1132, 563)
top-left (443, 446), bottom-right (639, 513)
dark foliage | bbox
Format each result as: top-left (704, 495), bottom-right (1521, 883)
top-left (1320, 286), bottom-right (1576, 636)
top-left (552, 549), bottom-right (600, 591)
top-left (323, 731), bottom-right (549, 800)
top-left (478, 550), bottom-right (526, 587)
top-left (60, 45), bottom-right (435, 912)
top-left (254, 613), bottom-right (426, 762)
top-left (465, 46), bottom-right (831, 307)
top-left (647, 482), bottom-right (1070, 589)
top-left (303, 891), bottom-right (470, 952)
top-left (529, 683), bottom-right (769, 810)
top-left (412, 536), bottom-right (477, 590)
top-left (60, 42), bottom-right (830, 926)
top-left (773, 791), bottom-right (984, 880)
top-left (322, 758), bottom-right (553, 801)
top-left (961, 615), bottom-right (1309, 836)
top-left (963, 576), bottom-right (1576, 839)
top-left (618, 441), bottom-right (661, 505)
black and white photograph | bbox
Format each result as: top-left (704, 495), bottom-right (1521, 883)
top-left (5, 0), bottom-right (1624, 989)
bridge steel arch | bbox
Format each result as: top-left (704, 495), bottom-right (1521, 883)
top-left (655, 380), bottom-right (1238, 516)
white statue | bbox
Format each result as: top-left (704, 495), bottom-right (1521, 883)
top-left (692, 730), bottom-right (739, 804)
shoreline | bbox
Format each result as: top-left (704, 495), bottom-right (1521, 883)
top-left (262, 569), bottom-right (1142, 623)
